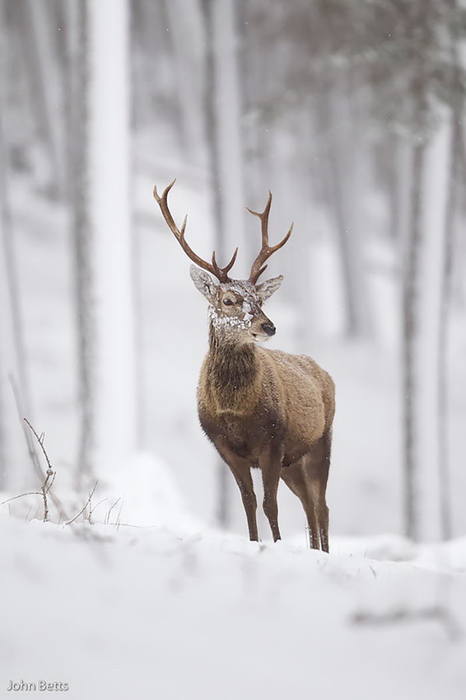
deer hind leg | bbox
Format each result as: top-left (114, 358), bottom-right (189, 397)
top-left (303, 431), bottom-right (331, 553)
top-left (259, 444), bottom-right (284, 542)
top-left (215, 440), bottom-right (258, 541)
top-left (281, 459), bottom-right (319, 549)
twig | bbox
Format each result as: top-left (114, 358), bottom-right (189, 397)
top-left (0, 491), bottom-right (42, 506)
top-left (105, 497), bottom-right (121, 525)
top-left (24, 418), bottom-right (56, 522)
top-left (9, 377), bottom-right (68, 520)
top-left (115, 500), bottom-right (124, 530)
top-left (65, 482), bottom-right (98, 526)
top-left (24, 418), bottom-right (54, 472)
top-left (88, 497), bottom-right (108, 524)
top-left (47, 471), bottom-right (56, 493)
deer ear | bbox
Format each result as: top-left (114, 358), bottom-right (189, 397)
top-left (256, 275), bottom-right (283, 302)
top-left (190, 265), bottom-right (218, 302)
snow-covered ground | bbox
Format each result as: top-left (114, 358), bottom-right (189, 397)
top-left (3, 140), bottom-right (466, 699)
top-left (1, 512), bottom-right (465, 700)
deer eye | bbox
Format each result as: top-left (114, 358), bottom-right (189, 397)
top-left (223, 298), bottom-right (234, 306)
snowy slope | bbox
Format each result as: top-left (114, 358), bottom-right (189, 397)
top-left (1, 515), bottom-right (465, 700)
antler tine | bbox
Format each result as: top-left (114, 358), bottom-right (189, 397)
top-left (247, 191), bottom-right (293, 284)
top-left (153, 181), bottom-right (238, 282)
top-left (246, 190), bottom-right (273, 248)
top-left (212, 248), bottom-right (239, 279)
top-left (153, 179), bottom-right (184, 243)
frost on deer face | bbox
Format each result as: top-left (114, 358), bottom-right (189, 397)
top-left (190, 266), bottom-right (282, 344)
top-left (208, 280), bottom-right (260, 332)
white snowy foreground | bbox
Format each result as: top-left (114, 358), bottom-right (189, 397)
top-left (1, 514), bottom-right (466, 700)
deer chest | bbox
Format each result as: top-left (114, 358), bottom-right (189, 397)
top-left (198, 400), bottom-right (283, 462)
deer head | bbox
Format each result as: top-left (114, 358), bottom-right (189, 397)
top-left (153, 181), bottom-right (293, 344)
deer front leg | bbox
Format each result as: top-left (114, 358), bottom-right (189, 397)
top-left (259, 444), bottom-right (284, 542)
top-left (215, 439), bottom-right (258, 541)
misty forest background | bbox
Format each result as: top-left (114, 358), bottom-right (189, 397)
top-left (1, 0), bottom-right (466, 542)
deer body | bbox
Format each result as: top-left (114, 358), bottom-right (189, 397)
top-left (153, 182), bottom-right (335, 550)
top-left (198, 342), bottom-right (334, 467)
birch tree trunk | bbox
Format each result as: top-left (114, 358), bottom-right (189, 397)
top-left (202, 0), bottom-right (245, 526)
top-left (64, 0), bottom-right (94, 486)
top-left (85, 0), bottom-right (137, 481)
top-left (437, 114), bottom-right (458, 541)
top-left (0, 0), bottom-right (32, 491)
top-left (402, 134), bottom-right (422, 540)
top-left (402, 112), bottom-right (451, 541)
top-left (22, 0), bottom-right (66, 194)
top-left (437, 0), bottom-right (465, 539)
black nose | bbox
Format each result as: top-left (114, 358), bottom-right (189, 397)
top-left (261, 321), bottom-right (276, 336)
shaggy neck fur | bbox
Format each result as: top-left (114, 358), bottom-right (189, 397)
top-left (207, 323), bottom-right (258, 411)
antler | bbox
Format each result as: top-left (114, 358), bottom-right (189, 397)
top-left (153, 180), bottom-right (238, 283)
top-left (247, 192), bottom-right (293, 284)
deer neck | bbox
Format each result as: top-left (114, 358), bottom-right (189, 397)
top-left (207, 324), bottom-right (259, 414)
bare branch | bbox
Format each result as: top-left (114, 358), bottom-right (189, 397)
top-left (88, 497), bottom-right (108, 524)
top-left (23, 417), bottom-right (56, 521)
top-left (0, 491), bottom-right (42, 507)
top-left (24, 418), bottom-right (54, 473)
top-left (105, 496), bottom-right (121, 525)
top-left (65, 482), bottom-right (98, 526)
top-left (9, 377), bottom-right (68, 521)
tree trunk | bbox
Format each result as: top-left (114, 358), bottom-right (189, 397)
top-left (387, 133), bottom-right (411, 246)
top-left (402, 137), bottom-right (422, 540)
top-left (402, 112), bottom-right (451, 541)
top-left (437, 115), bottom-right (457, 541)
top-left (21, 0), bottom-right (66, 195)
top-left (63, 0), bottom-right (95, 486)
top-left (437, 0), bottom-right (464, 540)
top-left (84, 0), bottom-right (137, 482)
top-left (0, 0), bottom-right (33, 491)
top-left (202, 0), bottom-right (245, 527)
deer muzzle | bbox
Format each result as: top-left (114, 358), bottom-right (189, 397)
top-left (261, 321), bottom-right (276, 336)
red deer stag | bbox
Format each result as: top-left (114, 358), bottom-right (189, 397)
top-left (153, 181), bottom-right (335, 550)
